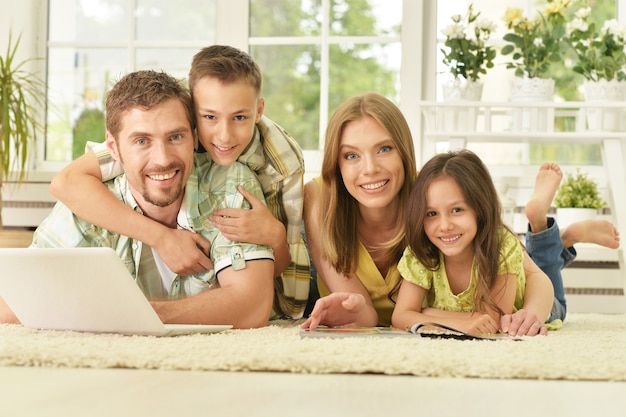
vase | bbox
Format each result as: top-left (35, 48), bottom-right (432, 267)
top-left (556, 207), bottom-right (597, 230)
top-left (439, 79), bottom-right (483, 132)
top-left (583, 79), bottom-right (626, 132)
top-left (510, 77), bottom-right (555, 132)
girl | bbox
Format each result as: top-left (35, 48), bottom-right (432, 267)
top-left (392, 150), bottom-right (562, 334)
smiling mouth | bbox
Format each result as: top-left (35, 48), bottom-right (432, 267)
top-left (148, 171), bottom-right (176, 181)
top-left (361, 180), bottom-right (389, 190)
top-left (214, 144), bottom-right (235, 152)
top-left (440, 234), bottom-right (461, 243)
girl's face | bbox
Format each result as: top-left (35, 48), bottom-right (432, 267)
top-left (423, 175), bottom-right (477, 262)
top-left (338, 116), bottom-right (405, 212)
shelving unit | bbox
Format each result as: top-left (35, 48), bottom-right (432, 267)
top-left (418, 101), bottom-right (626, 298)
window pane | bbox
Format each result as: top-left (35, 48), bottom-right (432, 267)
top-left (250, 0), bottom-right (321, 37)
top-left (330, 0), bottom-right (402, 36)
top-left (328, 42), bottom-right (400, 112)
top-left (136, 0), bottom-right (216, 41)
top-left (136, 48), bottom-right (198, 79)
top-left (46, 48), bottom-right (127, 161)
top-left (251, 45), bottom-right (321, 150)
top-left (49, 0), bottom-right (129, 43)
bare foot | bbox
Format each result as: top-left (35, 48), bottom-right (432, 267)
top-left (561, 219), bottom-right (620, 249)
top-left (526, 163), bottom-right (563, 233)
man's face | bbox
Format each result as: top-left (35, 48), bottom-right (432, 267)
top-left (107, 98), bottom-right (195, 210)
top-left (193, 76), bottom-right (264, 166)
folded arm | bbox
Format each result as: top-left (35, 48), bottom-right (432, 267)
top-left (501, 251), bottom-right (554, 336)
top-left (391, 280), bottom-right (501, 335)
top-left (151, 259), bottom-right (275, 329)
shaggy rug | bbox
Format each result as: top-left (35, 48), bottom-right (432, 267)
top-left (1, 313), bottom-right (625, 381)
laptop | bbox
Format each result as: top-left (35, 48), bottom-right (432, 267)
top-left (0, 247), bottom-right (232, 337)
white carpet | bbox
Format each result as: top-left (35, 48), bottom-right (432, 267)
top-left (1, 313), bottom-right (625, 381)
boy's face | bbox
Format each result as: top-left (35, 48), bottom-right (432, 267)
top-left (193, 76), bottom-right (264, 166)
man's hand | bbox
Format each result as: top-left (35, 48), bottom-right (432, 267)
top-left (501, 309), bottom-right (548, 336)
top-left (210, 186), bottom-right (283, 246)
top-left (300, 292), bottom-right (367, 330)
top-left (153, 228), bottom-right (213, 275)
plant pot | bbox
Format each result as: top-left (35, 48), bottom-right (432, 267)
top-left (439, 79), bottom-right (483, 132)
top-left (510, 77), bottom-right (555, 132)
top-left (556, 207), bottom-right (597, 230)
top-left (583, 79), bottom-right (626, 132)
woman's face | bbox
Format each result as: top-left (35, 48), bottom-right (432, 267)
top-left (337, 116), bottom-right (405, 212)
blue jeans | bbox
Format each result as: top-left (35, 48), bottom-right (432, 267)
top-left (525, 217), bottom-right (576, 322)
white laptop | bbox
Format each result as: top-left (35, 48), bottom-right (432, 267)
top-left (0, 247), bottom-right (232, 336)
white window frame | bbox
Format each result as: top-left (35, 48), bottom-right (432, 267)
top-left (4, 0), bottom-right (626, 182)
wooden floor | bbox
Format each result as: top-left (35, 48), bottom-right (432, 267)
top-left (0, 228), bottom-right (34, 248)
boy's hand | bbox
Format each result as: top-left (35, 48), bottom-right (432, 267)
top-left (210, 185), bottom-right (283, 247)
top-left (153, 228), bottom-right (213, 275)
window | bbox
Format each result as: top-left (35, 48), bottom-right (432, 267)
top-left (45, 0), bottom-right (216, 163)
top-left (249, 0), bottom-right (403, 152)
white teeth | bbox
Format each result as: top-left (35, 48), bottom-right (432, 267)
top-left (215, 145), bottom-right (232, 151)
top-left (440, 235), bottom-right (460, 243)
top-left (361, 180), bottom-right (388, 190)
top-left (149, 172), bottom-right (175, 181)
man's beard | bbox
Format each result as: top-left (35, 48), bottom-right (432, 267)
top-left (141, 180), bottom-right (185, 207)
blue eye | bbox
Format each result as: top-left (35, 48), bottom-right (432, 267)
top-left (171, 134), bottom-right (183, 141)
top-left (136, 138), bottom-right (147, 145)
top-left (380, 145), bottom-right (392, 153)
top-left (345, 153), bottom-right (358, 160)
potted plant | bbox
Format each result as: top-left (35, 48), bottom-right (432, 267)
top-left (0, 31), bottom-right (45, 227)
top-left (554, 169), bottom-right (606, 228)
top-left (501, 1), bottom-right (570, 131)
top-left (567, 3), bottom-right (626, 130)
top-left (440, 3), bottom-right (497, 101)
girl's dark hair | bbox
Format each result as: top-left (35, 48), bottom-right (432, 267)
top-left (405, 149), bottom-right (509, 313)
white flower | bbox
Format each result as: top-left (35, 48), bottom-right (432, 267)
top-left (533, 37), bottom-right (544, 47)
top-left (602, 19), bottom-right (625, 39)
top-left (575, 7), bottom-right (591, 19)
top-left (475, 17), bottom-right (496, 33)
top-left (441, 23), bottom-right (465, 39)
top-left (567, 18), bottom-right (588, 34)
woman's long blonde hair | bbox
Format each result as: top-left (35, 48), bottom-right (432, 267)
top-left (319, 92), bottom-right (417, 274)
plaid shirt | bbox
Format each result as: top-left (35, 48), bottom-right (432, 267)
top-left (32, 158), bottom-right (274, 300)
top-left (87, 115), bottom-right (310, 318)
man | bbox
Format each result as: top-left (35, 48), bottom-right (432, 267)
top-left (0, 70), bottom-right (275, 329)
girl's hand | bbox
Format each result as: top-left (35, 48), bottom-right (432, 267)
top-left (464, 313), bottom-right (500, 335)
top-left (501, 309), bottom-right (548, 336)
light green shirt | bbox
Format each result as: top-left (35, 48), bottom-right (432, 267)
top-left (398, 228), bottom-right (525, 312)
top-left (31, 156), bottom-right (274, 300)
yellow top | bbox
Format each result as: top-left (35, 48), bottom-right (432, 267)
top-left (317, 243), bottom-right (402, 327)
